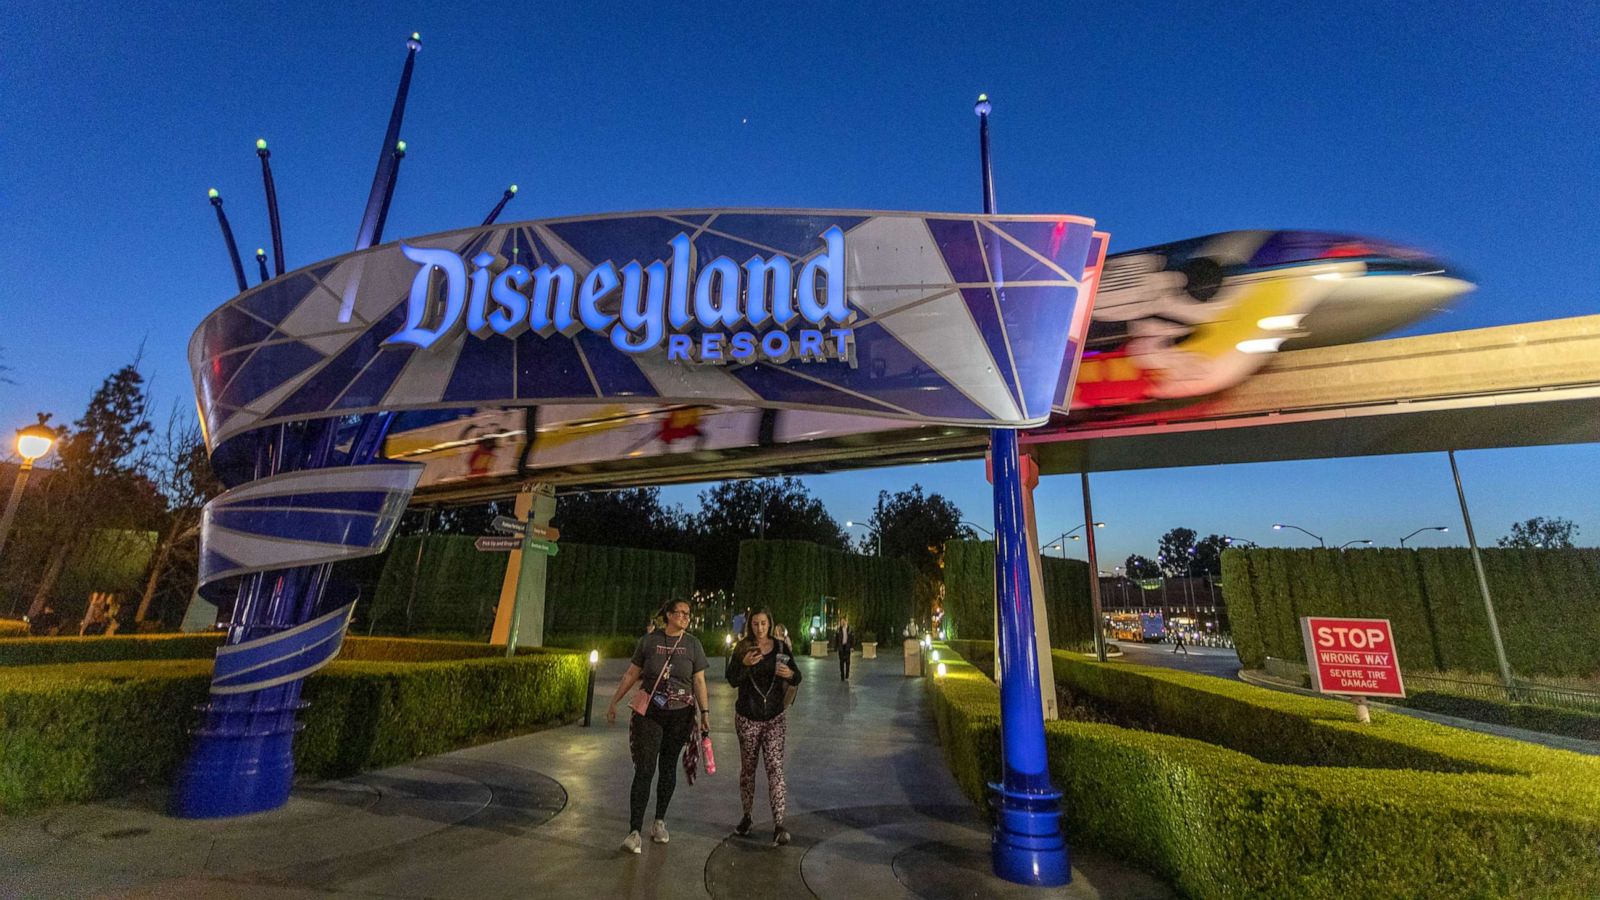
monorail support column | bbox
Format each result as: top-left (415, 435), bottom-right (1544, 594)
top-left (989, 428), bottom-right (1071, 886)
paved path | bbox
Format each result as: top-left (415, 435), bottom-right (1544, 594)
top-left (1110, 641), bottom-right (1242, 679)
top-left (1, 650), bottom-right (1172, 899)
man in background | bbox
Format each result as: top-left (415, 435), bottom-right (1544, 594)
top-left (835, 616), bottom-right (855, 681)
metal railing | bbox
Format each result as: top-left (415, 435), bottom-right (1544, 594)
top-left (1404, 672), bottom-right (1600, 713)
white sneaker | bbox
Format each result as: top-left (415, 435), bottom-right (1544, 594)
top-left (650, 819), bottom-right (670, 844)
top-left (621, 830), bottom-right (642, 854)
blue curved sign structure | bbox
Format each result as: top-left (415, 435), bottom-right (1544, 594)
top-left (178, 209), bottom-right (1102, 821)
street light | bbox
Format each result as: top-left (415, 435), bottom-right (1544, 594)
top-left (1043, 522), bottom-right (1104, 558)
top-left (1271, 523), bottom-right (1326, 548)
top-left (1400, 526), bottom-right (1449, 548)
top-left (1223, 535), bottom-right (1258, 548)
top-left (960, 520), bottom-right (994, 539)
top-left (844, 520), bottom-right (880, 556)
top-left (1338, 539), bottom-right (1374, 550)
top-left (0, 423), bottom-right (57, 571)
top-left (583, 650), bottom-right (599, 726)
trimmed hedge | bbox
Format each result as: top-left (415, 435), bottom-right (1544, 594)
top-left (0, 645), bottom-right (587, 814)
top-left (368, 535), bottom-right (695, 637)
top-left (942, 539), bottom-right (1093, 649)
top-left (1224, 547), bottom-right (1600, 677)
top-left (733, 539), bottom-right (915, 646)
top-left (0, 633), bottom-right (558, 667)
top-left (0, 618), bottom-right (31, 638)
top-left (1401, 691), bottom-right (1600, 742)
top-left (927, 643), bottom-right (1600, 898)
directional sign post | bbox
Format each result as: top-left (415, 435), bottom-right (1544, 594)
top-left (475, 534), bottom-right (557, 556)
top-left (475, 535), bottom-right (523, 552)
top-left (490, 515), bottom-right (526, 536)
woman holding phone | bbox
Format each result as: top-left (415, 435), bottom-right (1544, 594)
top-left (724, 607), bottom-right (800, 846)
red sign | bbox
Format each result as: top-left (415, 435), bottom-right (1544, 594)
top-left (1300, 617), bottom-right (1406, 698)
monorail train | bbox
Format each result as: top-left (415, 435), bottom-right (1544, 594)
top-left (1070, 230), bottom-right (1473, 409)
top-left (386, 229), bottom-right (1473, 495)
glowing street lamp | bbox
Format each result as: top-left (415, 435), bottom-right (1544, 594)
top-left (0, 423), bottom-right (57, 570)
top-left (1338, 540), bottom-right (1374, 550)
top-left (1400, 526), bottom-right (1449, 548)
top-left (1272, 523), bottom-right (1326, 548)
top-left (583, 649), bottom-right (600, 726)
top-left (844, 520), bottom-right (880, 556)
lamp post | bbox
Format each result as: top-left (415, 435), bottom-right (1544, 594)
top-left (0, 424), bottom-right (57, 572)
top-left (1223, 536), bottom-right (1258, 548)
top-left (583, 650), bottom-right (599, 726)
top-left (844, 520), bottom-right (880, 556)
top-left (1272, 523), bottom-right (1326, 548)
top-left (960, 520), bottom-right (994, 539)
top-left (1338, 539), bottom-right (1374, 550)
top-left (1044, 521), bottom-right (1103, 558)
top-left (1400, 526), bottom-right (1449, 548)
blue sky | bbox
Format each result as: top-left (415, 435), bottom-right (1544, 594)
top-left (1, 1), bottom-right (1595, 565)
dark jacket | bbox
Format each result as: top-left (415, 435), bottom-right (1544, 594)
top-left (725, 639), bottom-right (801, 721)
top-left (835, 625), bottom-right (856, 653)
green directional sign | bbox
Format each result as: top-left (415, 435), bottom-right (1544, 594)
top-left (524, 538), bottom-right (559, 557)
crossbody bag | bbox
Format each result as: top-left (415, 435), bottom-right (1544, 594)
top-left (629, 631), bottom-right (687, 716)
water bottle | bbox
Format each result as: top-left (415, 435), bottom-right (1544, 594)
top-left (702, 734), bottom-right (716, 775)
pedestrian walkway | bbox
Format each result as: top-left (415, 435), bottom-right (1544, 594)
top-left (0, 650), bottom-right (1173, 899)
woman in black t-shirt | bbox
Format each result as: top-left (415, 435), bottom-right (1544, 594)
top-left (724, 607), bottom-right (800, 846)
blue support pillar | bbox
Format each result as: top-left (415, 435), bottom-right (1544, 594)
top-left (988, 429), bottom-right (1071, 885)
top-left (976, 91), bottom-right (1069, 886)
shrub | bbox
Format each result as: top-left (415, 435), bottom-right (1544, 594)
top-left (926, 643), bottom-right (1600, 898)
top-left (0, 619), bottom-right (29, 638)
top-left (1400, 691), bottom-right (1600, 742)
top-left (0, 646), bottom-right (586, 814)
top-left (0, 632), bottom-right (225, 666)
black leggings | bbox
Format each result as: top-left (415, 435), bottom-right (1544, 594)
top-left (628, 705), bottom-right (695, 832)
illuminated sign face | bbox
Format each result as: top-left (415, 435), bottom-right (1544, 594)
top-left (388, 225), bottom-right (854, 363)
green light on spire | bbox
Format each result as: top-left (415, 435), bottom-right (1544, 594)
top-left (208, 188), bottom-right (219, 199)
top-left (977, 93), bottom-right (988, 102)
top-left (509, 184), bottom-right (518, 194)
top-left (412, 32), bottom-right (421, 41)
top-left (395, 140), bottom-right (407, 153)
top-left (256, 248), bottom-right (266, 256)
top-left (256, 138), bottom-right (268, 150)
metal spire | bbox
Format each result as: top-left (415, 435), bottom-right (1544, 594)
top-left (370, 140), bottom-right (407, 246)
top-left (208, 189), bottom-right (249, 292)
top-left (255, 248), bottom-right (270, 283)
top-left (975, 93), bottom-right (996, 215)
top-left (355, 33), bottom-right (421, 250)
top-left (481, 184), bottom-right (518, 226)
top-left (256, 138), bottom-right (286, 275)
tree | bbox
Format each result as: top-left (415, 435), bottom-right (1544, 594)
top-left (864, 484), bottom-right (972, 579)
top-left (1498, 516), bottom-right (1580, 549)
top-left (551, 487), bottom-right (690, 552)
top-left (1193, 534), bottom-right (1230, 577)
top-left (692, 477), bottom-right (847, 590)
top-left (1156, 527), bottom-right (1198, 577)
top-left (135, 410), bottom-right (224, 624)
top-left (27, 363), bottom-right (159, 617)
top-left (1124, 554), bottom-right (1161, 579)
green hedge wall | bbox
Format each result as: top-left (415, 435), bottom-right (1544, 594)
top-left (544, 542), bottom-right (695, 635)
top-left (733, 539), bottom-right (914, 643)
top-left (0, 528), bottom-right (158, 623)
top-left (0, 646), bottom-right (586, 813)
top-left (1224, 547), bottom-right (1600, 677)
top-left (927, 643), bottom-right (1600, 898)
top-left (368, 536), bottom-right (693, 638)
top-left (941, 539), bottom-right (1093, 649)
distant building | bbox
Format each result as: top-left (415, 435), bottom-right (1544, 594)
top-left (1099, 574), bottom-right (1229, 633)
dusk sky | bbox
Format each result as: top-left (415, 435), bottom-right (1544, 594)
top-left (2, 2), bottom-right (1596, 567)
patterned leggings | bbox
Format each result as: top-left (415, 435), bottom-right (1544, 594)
top-left (734, 712), bottom-right (788, 827)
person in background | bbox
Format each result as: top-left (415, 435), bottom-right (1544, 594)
top-left (605, 598), bottom-right (711, 855)
top-left (27, 604), bottom-right (61, 636)
top-left (725, 607), bottom-right (799, 846)
top-left (772, 623), bottom-right (789, 645)
top-left (835, 616), bottom-right (856, 682)
top-left (731, 608), bottom-right (748, 640)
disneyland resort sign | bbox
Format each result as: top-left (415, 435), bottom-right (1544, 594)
top-left (388, 226), bottom-right (854, 363)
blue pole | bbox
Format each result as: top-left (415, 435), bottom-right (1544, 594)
top-left (977, 93), bottom-right (1070, 887)
top-left (355, 33), bottom-right (421, 250)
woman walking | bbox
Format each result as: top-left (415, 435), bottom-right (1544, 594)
top-left (605, 598), bottom-right (711, 854)
top-left (725, 608), bottom-right (800, 846)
